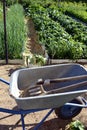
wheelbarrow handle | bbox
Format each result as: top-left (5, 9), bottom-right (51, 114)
top-left (0, 78), bottom-right (9, 85)
top-left (46, 80), bottom-right (87, 94)
top-left (37, 75), bottom-right (87, 85)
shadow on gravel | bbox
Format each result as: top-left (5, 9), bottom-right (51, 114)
top-left (29, 118), bottom-right (72, 130)
top-left (0, 116), bottom-right (72, 130)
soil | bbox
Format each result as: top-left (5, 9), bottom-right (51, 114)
top-left (0, 64), bottom-right (87, 130)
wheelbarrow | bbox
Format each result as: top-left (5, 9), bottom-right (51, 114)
top-left (0, 63), bottom-right (87, 130)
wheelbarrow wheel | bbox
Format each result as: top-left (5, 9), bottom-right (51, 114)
top-left (55, 97), bottom-right (84, 120)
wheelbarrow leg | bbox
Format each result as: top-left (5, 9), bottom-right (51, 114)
top-left (21, 114), bottom-right (26, 130)
top-left (34, 108), bottom-right (54, 130)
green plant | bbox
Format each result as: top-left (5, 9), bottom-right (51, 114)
top-left (6, 4), bottom-right (27, 59)
top-left (28, 54), bottom-right (46, 66)
top-left (0, 3), bottom-right (27, 59)
top-left (0, 3), bottom-right (3, 20)
top-left (34, 54), bottom-right (46, 66)
top-left (67, 120), bottom-right (85, 130)
top-left (60, 1), bottom-right (87, 23)
top-left (48, 7), bottom-right (87, 45)
top-left (6, 0), bottom-right (18, 6)
top-left (27, 4), bottom-right (85, 59)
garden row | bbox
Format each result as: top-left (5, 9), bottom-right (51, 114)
top-left (0, 3), bottom-right (26, 59)
top-left (60, 1), bottom-right (87, 23)
top-left (19, 0), bottom-right (87, 23)
top-left (1, 0), bottom-right (87, 60)
top-left (27, 4), bottom-right (87, 59)
top-left (48, 7), bottom-right (87, 45)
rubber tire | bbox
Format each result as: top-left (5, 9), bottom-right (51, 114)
top-left (55, 97), bottom-right (83, 120)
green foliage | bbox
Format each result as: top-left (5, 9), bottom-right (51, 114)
top-left (1, 0), bottom-right (87, 60)
top-left (0, 3), bottom-right (27, 59)
top-left (27, 4), bottom-right (85, 59)
top-left (18, 0), bottom-right (56, 7)
top-left (6, 4), bottom-right (26, 59)
top-left (0, 3), bottom-right (5, 59)
top-left (0, 3), bottom-right (3, 20)
top-left (60, 1), bottom-right (87, 23)
top-left (48, 7), bottom-right (87, 45)
top-left (28, 54), bottom-right (46, 66)
top-left (0, 22), bottom-right (4, 59)
top-left (68, 120), bottom-right (85, 130)
top-left (6, 0), bottom-right (18, 6)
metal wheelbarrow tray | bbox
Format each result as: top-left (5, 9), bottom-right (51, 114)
top-left (9, 63), bottom-right (87, 110)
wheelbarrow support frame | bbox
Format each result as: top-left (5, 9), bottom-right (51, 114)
top-left (0, 78), bottom-right (54, 130)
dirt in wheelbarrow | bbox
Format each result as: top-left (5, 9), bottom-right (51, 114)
top-left (0, 64), bottom-right (87, 130)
